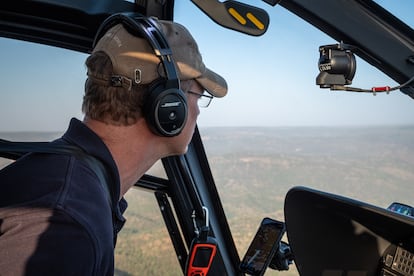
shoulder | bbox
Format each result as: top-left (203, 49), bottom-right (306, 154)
top-left (0, 207), bottom-right (98, 275)
top-left (0, 152), bottom-right (72, 206)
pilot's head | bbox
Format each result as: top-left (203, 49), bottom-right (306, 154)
top-left (82, 17), bottom-right (227, 141)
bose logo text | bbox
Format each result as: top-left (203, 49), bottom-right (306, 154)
top-left (161, 102), bottom-right (181, 108)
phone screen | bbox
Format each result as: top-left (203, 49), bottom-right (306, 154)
top-left (240, 218), bottom-right (285, 276)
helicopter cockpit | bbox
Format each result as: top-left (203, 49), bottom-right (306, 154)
top-left (1, 1), bottom-right (413, 275)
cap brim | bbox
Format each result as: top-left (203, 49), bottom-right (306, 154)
top-left (196, 68), bottom-right (227, 98)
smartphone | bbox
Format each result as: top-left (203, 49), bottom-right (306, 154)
top-left (240, 217), bottom-right (286, 276)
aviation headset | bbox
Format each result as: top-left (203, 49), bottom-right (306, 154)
top-left (92, 13), bottom-right (188, 137)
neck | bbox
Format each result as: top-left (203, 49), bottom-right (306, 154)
top-left (83, 117), bottom-right (166, 198)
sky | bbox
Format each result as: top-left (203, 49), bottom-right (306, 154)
top-left (0, 0), bottom-right (413, 131)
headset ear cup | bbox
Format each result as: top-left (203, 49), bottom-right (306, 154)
top-left (144, 84), bottom-right (188, 137)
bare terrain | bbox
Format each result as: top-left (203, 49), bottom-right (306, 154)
top-left (1, 126), bottom-right (413, 275)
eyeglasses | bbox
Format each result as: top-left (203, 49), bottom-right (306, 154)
top-left (187, 90), bottom-right (213, 108)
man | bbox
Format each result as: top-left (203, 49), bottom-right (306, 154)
top-left (0, 16), bottom-right (227, 275)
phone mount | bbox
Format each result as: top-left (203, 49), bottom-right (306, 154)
top-left (269, 241), bottom-right (294, 271)
top-left (239, 217), bottom-right (293, 275)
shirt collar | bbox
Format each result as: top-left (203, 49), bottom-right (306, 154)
top-left (60, 118), bottom-right (126, 221)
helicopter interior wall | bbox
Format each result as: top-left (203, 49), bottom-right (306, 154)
top-left (284, 186), bottom-right (414, 275)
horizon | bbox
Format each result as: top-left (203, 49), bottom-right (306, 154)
top-left (0, 123), bottom-right (413, 135)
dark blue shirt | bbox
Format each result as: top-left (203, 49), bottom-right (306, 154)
top-left (0, 118), bottom-right (127, 275)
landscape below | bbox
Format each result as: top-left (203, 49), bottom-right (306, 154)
top-left (1, 125), bottom-right (413, 275)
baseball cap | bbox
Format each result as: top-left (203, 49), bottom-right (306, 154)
top-left (92, 18), bottom-right (227, 98)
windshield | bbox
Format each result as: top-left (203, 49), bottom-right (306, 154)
top-left (173, 1), bottom-right (414, 128)
top-left (175, 1), bottom-right (414, 274)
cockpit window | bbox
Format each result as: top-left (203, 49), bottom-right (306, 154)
top-left (374, 0), bottom-right (414, 28)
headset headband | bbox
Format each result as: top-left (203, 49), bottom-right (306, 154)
top-left (93, 13), bottom-right (180, 89)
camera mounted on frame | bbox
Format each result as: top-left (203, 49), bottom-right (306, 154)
top-left (316, 42), bottom-right (357, 89)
